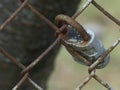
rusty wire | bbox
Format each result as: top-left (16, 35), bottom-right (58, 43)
top-left (0, 0), bottom-right (120, 90)
top-left (0, 48), bottom-right (43, 90)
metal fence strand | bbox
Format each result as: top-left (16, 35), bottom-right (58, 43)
top-left (93, 75), bottom-right (115, 90)
top-left (0, 0), bottom-right (28, 31)
top-left (89, 37), bottom-right (120, 72)
top-left (28, 78), bottom-right (44, 90)
top-left (76, 70), bottom-right (95, 90)
top-left (0, 0), bottom-right (120, 89)
top-left (76, 76), bottom-right (92, 90)
top-left (92, 0), bottom-right (120, 26)
top-left (0, 48), bottom-right (25, 69)
top-left (0, 48), bottom-right (43, 90)
top-left (21, 35), bottom-right (61, 75)
top-left (12, 73), bottom-right (29, 90)
top-left (26, 4), bottom-right (59, 32)
top-left (72, 0), bottom-right (93, 19)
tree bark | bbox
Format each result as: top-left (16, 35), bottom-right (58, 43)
top-left (0, 0), bottom-right (81, 90)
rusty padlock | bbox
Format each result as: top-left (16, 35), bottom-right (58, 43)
top-left (55, 14), bottom-right (110, 69)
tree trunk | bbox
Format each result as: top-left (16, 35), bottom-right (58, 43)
top-left (0, 0), bottom-right (81, 90)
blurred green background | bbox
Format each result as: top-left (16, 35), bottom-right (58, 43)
top-left (48, 0), bottom-right (120, 90)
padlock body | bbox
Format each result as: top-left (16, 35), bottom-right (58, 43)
top-left (64, 27), bottom-right (110, 69)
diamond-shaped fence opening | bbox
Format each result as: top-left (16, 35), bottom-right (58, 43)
top-left (0, 0), bottom-right (120, 90)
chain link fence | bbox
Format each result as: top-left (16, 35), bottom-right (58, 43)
top-left (0, 0), bottom-right (120, 90)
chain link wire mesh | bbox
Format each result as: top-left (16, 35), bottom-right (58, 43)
top-left (0, 0), bottom-right (120, 90)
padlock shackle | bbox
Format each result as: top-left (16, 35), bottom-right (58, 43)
top-left (55, 14), bottom-right (90, 41)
